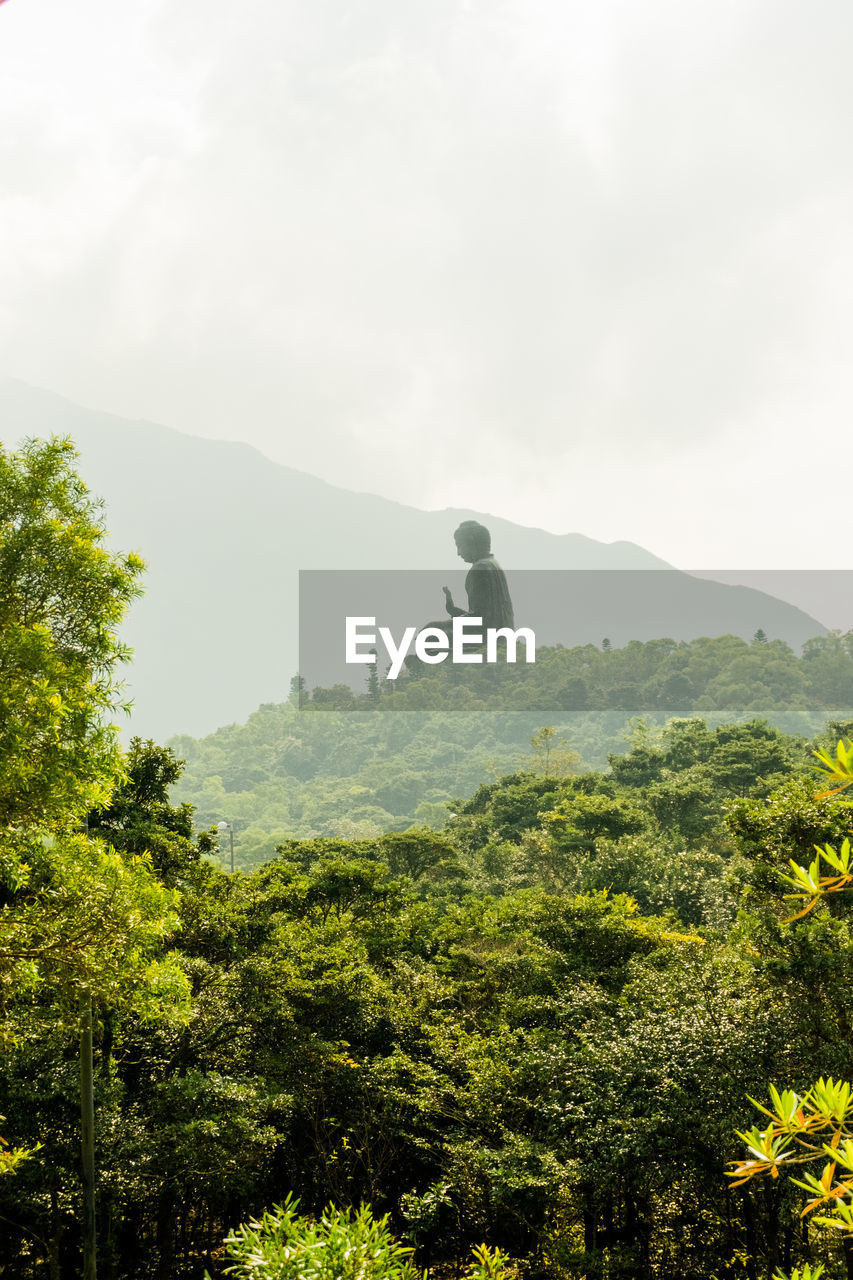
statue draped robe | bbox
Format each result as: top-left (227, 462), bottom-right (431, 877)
top-left (446, 555), bottom-right (514, 631)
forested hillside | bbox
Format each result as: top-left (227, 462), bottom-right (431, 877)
top-left (8, 721), bottom-right (853, 1278)
top-left (170, 631), bottom-right (853, 869)
top-left (6, 438), bottom-right (853, 1280)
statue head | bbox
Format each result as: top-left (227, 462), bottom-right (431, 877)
top-left (454, 520), bottom-right (491, 563)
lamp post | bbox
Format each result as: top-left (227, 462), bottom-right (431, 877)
top-left (216, 821), bottom-right (235, 874)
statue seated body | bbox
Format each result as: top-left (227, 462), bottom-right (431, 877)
top-left (405, 520), bottom-right (515, 675)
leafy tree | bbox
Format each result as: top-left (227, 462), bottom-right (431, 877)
top-left (0, 440), bottom-right (190, 1276)
top-left (289, 673), bottom-right (308, 708)
top-left (0, 441), bottom-right (188, 1019)
top-left (87, 736), bottom-right (210, 887)
top-left (541, 792), bottom-right (649, 851)
top-left (378, 828), bottom-right (467, 891)
top-left (0, 830), bottom-right (188, 1022)
top-left (529, 727), bottom-right (580, 778)
top-left (728, 1078), bottom-right (853, 1278)
top-left (366, 652), bottom-right (382, 706)
top-left (0, 437), bottom-right (143, 826)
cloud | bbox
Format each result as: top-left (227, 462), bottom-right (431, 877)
top-left (1, 0), bottom-right (853, 565)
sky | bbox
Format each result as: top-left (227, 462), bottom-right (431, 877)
top-left (2, 0), bottom-right (852, 569)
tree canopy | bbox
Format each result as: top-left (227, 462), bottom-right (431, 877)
top-left (0, 437), bottom-right (143, 826)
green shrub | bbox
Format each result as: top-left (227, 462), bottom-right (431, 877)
top-left (213, 1197), bottom-right (517, 1280)
top-left (215, 1195), bottom-right (419, 1280)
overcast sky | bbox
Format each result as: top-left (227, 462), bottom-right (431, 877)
top-left (2, 0), bottom-right (852, 568)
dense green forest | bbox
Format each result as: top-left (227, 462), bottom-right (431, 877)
top-left (6, 438), bottom-right (853, 1280)
top-left (8, 721), bottom-right (853, 1278)
top-left (170, 632), bottom-right (853, 869)
top-left (303, 630), bottom-right (853, 718)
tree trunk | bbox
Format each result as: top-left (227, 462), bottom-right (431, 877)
top-left (763, 1181), bottom-right (780, 1275)
top-left (49, 1184), bottom-right (63, 1280)
top-left (156, 1187), bottom-right (176, 1280)
top-left (843, 1234), bottom-right (853, 1280)
top-left (742, 1191), bottom-right (758, 1280)
top-left (581, 1184), bottom-right (596, 1254)
top-left (80, 994), bottom-right (97, 1280)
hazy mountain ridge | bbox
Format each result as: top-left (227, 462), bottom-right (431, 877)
top-left (0, 380), bottom-right (826, 738)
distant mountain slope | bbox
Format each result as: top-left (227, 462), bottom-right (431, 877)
top-left (0, 379), bottom-right (826, 738)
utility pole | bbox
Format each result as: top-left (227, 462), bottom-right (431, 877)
top-left (80, 991), bottom-right (97, 1279)
top-left (79, 807), bottom-right (97, 1279)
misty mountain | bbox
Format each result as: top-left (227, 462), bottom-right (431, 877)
top-left (1, 379), bottom-right (826, 739)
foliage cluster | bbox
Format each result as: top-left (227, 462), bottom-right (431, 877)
top-left (7, 438), bottom-right (853, 1279)
top-left (7, 710), bottom-right (853, 1278)
top-left (215, 1195), bottom-right (513, 1280)
top-left (0, 438), bottom-right (196, 1269)
top-left (307, 630), bottom-right (853, 718)
top-left (169, 693), bottom-right (852, 869)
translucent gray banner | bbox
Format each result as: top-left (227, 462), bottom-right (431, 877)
top-left (297, 569), bottom-right (851, 713)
